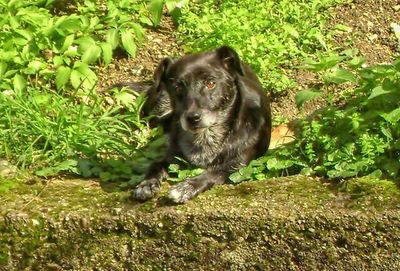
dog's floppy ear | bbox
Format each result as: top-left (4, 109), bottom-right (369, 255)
top-left (216, 46), bottom-right (244, 76)
top-left (153, 57), bottom-right (174, 91)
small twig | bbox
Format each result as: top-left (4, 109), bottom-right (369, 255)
top-left (20, 179), bottom-right (52, 211)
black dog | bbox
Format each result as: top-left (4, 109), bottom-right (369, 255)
top-left (132, 46), bottom-right (271, 203)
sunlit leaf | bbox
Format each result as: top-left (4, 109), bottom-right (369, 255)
top-left (106, 28), bottom-right (119, 49)
top-left (81, 44), bottom-right (101, 64)
top-left (295, 89), bottom-right (322, 108)
top-left (149, 0), bottom-right (164, 27)
top-left (56, 66), bottom-right (71, 89)
top-left (368, 86), bottom-right (391, 99)
top-left (120, 29), bottom-right (137, 57)
top-left (381, 108), bottom-right (400, 125)
top-left (324, 68), bottom-right (357, 84)
top-left (100, 42), bottom-right (113, 65)
top-left (13, 74), bottom-right (26, 92)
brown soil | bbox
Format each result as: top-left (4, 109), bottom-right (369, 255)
top-left (97, 0), bottom-right (400, 121)
top-left (96, 17), bottom-right (183, 89)
top-left (328, 0), bottom-right (400, 64)
top-left (272, 0), bottom-right (400, 120)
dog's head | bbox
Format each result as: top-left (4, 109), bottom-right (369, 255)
top-left (153, 46), bottom-right (244, 132)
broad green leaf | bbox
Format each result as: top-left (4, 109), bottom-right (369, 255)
top-left (9, 16), bottom-right (20, 29)
top-left (100, 42), bottom-right (113, 65)
top-left (149, 0), bottom-right (164, 27)
top-left (381, 108), bottom-right (400, 125)
top-left (368, 86), bottom-right (391, 99)
top-left (0, 62), bottom-right (8, 76)
top-left (89, 16), bottom-right (100, 30)
top-left (15, 29), bottom-right (33, 41)
top-left (53, 55), bottom-right (64, 67)
top-left (266, 158), bottom-right (294, 170)
top-left (70, 70), bottom-right (82, 89)
top-left (17, 7), bottom-right (49, 26)
top-left (229, 170), bottom-right (251, 183)
top-left (347, 56), bottom-right (366, 68)
top-left (13, 74), bottom-right (26, 92)
top-left (324, 68), bottom-right (357, 84)
top-left (36, 159), bottom-right (78, 177)
top-left (314, 32), bottom-right (327, 51)
top-left (55, 15), bottom-right (81, 36)
top-left (132, 23), bottom-right (145, 44)
top-left (25, 60), bottom-right (46, 74)
top-left (106, 28), bottom-right (119, 49)
top-left (380, 126), bottom-right (393, 140)
top-left (139, 16), bottom-right (153, 26)
top-left (327, 169), bottom-right (357, 179)
top-left (74, 36), bottom-right (96, 54)
top-left (4, 69), bottom-right (18, 78)
top-left (300, 55), bottom-right (344, 72)
top-left (295, 89), bottom-right (322, 108)
top-left (81, 44), bottom-right (101, 64)
top-left (13, 37), bottom-right (28, 46)
top-left (166, 0), bottom-right (189, 11)
top-left (8, 0), bottom-right (20, 8)
top-left (368, 170), bottom-right (383, 178)
top-left (115, 91), bottom-right (136, 108)
top-left (120, 29), bottom-right (137, 57)
top-left (70, 62), bottom-right (97, 90)
top-left (60, 34), bottom-right (75, 52)
top-left (56, 66), bottom-right (71, 89)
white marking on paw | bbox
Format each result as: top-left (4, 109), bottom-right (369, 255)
top-left (168, 188), bottom-right (183, 202)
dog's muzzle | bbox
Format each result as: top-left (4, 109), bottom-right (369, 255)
top-left (181, 112), bottom-right (202, 131)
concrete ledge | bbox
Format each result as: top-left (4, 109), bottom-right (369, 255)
top-left (1, 176), bottom-right (400, 270)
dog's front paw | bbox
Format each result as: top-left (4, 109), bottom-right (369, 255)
top-left (167, 181), bottom-right (199, 204)
top-left (132, 178), bottom-right (161, 201)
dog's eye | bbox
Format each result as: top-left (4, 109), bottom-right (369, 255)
top-left (205, 80), bottom-right (216, 90)
top-left (174, 81), bottom-right (184, 90)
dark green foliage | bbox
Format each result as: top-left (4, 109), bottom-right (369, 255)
top-left (231, 54), bottom-right (400, 181)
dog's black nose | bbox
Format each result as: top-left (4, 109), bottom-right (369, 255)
top-left (186, 112), bottom-right (201, 125)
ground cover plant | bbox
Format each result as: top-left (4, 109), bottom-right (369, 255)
top-left (0, 0), bottom-right (162, 180)
top-left (176, 0), bottom-right (343, 93)
top-left (230, 53), bottom-right (400, 182)
top-left (176, 0), bottom-right (400, 183)
top-left (0, 0), bottom-right (399, 190)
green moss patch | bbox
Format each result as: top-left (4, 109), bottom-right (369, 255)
top-left (1, 175), bottom-right (400, 270)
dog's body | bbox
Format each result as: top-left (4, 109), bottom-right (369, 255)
top-left (132, 46), bottom-right (271, 203)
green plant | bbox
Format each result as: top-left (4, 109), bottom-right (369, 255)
top-left (148, 0), bottom-right (188, 26)
top-left (0, 85), bottom-right (156, 173)
top-left (177, 0), bottom-right (342, 93)
top-left (0, 0), bottom-right (149, 93)
top-left (0, 0), bottom-right (170, 178)
top-left (230, 54), bottom-right (400, 182)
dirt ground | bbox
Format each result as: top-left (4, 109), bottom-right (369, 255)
top-left (96, 0), bottom-right (400, 122)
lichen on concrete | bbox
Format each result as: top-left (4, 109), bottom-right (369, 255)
top-left (1, 175), bottom-right (400, 270)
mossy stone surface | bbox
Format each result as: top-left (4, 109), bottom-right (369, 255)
top-left (1, 175), bottom-right (400, 270)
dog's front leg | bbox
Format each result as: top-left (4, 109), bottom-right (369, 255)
top-left (167, 170), bottom-right (227, 204)
top-left (133, 161), bottom-right (169, 201)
